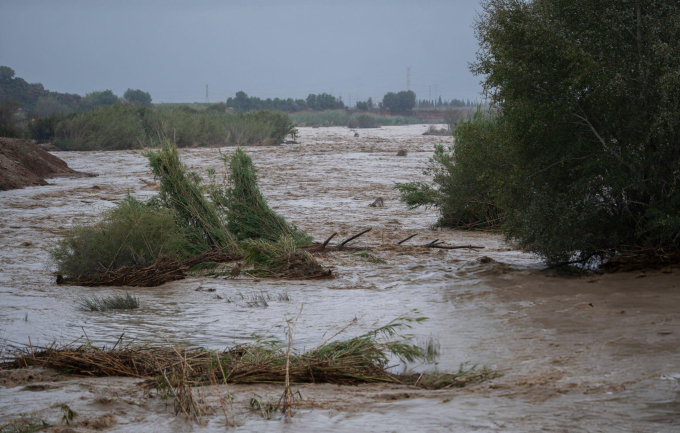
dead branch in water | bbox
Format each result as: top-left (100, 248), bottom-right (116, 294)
top-left (397, 234), bottom-right (418, 245)
top-left (321, 232), bottom-right (337, 249)
top-left (339, 228), bottom-right (372, 247)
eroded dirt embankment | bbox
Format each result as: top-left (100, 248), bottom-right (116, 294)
top-left (0, 125), bottom-right (678, 432)
top-left (0, 137), bottom-right (91, 190)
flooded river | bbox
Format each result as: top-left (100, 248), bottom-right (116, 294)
top-left (1, 125), bottom-right (678, 431)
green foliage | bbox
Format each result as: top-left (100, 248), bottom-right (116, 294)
top-left (28, 115), bottom-right (59, 142)
top-left (50, 143), bottom-right (324, 282)
top-left (32, 96), bottom-right (72, 117)
top-left (50, 196), bottom-right (192, 280)
top-left (0, 66), bottom-right (81, 113)
top-left (0, 99), bottom-right (22, 138)
top-left (79, 292), bottom-right (140, 312)
top-left (382, 90), bottom-right (416, 113)
top-left (226, 91), bottom-right (307, 112)
top-left (291, 110), bottom-right (424, 127)
top-left (53, 104), bottom-right (146, 150)
top-left (355, 101), bottom-right (369, 110)
top-left (124, 88), bottom-right (152, 105)
top-left (468, 0), bottom-right (680, 263)
top-left (0, 66), bottom-right (15, 81)
top-left (291, 110), bottom-right (349, 127)
top-left (305, 93), bottom-right (345, 110)
top-left (49, 105), bottom-right (296, 150)
top-left (354, 113), bottom-right (377, 128)
top-left (397, 110), bottom-right (508, 229)
top-left (209, 148), bottom-right (312, 245)
top-left (147, 143), bottom-right (238, 252)
top-left (81, 90), bottom-right (120, 108)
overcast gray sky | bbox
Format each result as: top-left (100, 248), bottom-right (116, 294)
top-left (0, 0), bottom-right (483, 104)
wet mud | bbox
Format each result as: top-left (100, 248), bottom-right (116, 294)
top-left (0, 125), bottom-right (678, 432)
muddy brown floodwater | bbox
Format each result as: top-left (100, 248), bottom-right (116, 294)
top-left (0, 125), bottom-right (679, 432)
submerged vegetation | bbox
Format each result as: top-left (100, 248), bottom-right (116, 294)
top-left (79, 292), bottom-right (140, 312)
top-left (397, 110), bottom-right (506, 231)
top-left (399, 0), bottom-right (680, 266)
top-left (51, 142), bottom-right (328, 286)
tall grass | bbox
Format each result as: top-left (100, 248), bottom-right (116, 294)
top-left (52, 104), bottom-right (296, 150)
top-left (291, 110), bottom-right (428, 127)
top-left (290, 110), bottom-right (349, 127)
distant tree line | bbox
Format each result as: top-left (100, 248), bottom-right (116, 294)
top-left (417, 97), bottom-right (474, 108)
top-left (0, 66), bottom-right (152, 118)
top-left (227, 91), bottom-right (348, 112)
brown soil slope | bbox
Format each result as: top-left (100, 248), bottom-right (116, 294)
top-left (0, 137), bottom-right (90, 190)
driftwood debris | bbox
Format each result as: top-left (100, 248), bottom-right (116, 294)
top-left (305, 229), bottom-right (484, 254)
top-left (57, 250), bottom-right (241, 287)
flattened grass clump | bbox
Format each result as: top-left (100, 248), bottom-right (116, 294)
top-left (242, 237), bottom-right (330, 279)
top-left (79, 292), bottom-right (140, 312)
top-left (1, 316), bottom-right (495, 389)
top-left (50, 196), bottom-right (192, 280)
top-left (209, 148), bottom-right (312, 245)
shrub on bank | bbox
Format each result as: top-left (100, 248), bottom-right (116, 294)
top-left (401, 0), bottom-right (680, 266)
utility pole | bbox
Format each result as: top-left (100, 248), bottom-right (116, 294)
top-left (205, 84), bottom-right (209, 103)
top-left (406, 66), bottom-right (411, 91)
top-left (429, 85), bottom-right (432, 101)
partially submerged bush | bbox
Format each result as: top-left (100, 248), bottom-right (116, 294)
top-left (50, 196), bottom-right (191, 280)
top-left (209, 148), bottom-right (312, 245)
top-left (397, 110), bottom-right (507, 229)
top-left (79, 292), bottom-right (140, 312)
top-left (53, 143), bottom-right (326, 285)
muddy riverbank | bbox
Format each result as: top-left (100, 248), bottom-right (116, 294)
top-left (1, 125), bottom-right (678, 432)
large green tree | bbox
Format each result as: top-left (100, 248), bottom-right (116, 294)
top-left (382, 90), bottom-right (416, 113)
top-left (472, 0), bottom-right (680, 263)
top-left (124, 88), bottom-right (152, 105)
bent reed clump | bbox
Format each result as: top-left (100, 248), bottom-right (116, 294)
top-left (52, 142), bottom-right (329, 286)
